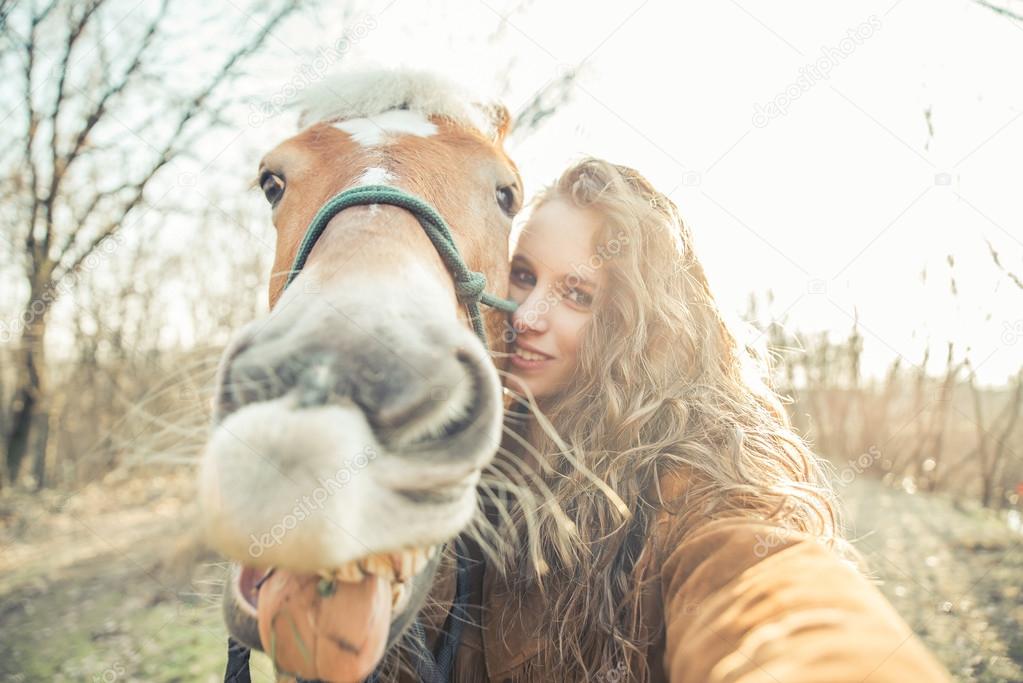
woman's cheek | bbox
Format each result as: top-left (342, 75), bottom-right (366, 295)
top-left (562, 313), bottom-right (590, 358)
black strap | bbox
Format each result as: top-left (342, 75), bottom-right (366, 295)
top-left (223, 548), bottom-right (472, 683)
top-left (425, 540), bottom-right (472, 681)
top-left (224, 637), bottom-right (251, 683)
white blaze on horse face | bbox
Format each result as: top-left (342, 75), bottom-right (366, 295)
top-left (334, 110), bottom-right (438, 147)
top-left (357, 166), bottom-right (394, 186)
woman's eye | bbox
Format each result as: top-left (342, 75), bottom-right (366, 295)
top-left (510, 267), bottom-right (535, 287)
top-left (566, 289), bottom-right (593, 307)
top-left (260, 171), bottom-right (285, 206)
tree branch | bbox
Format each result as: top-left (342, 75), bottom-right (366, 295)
top-left (984, 237), bottom-right (1023, 291)
top-left (61, 0), bottom-right (168, 182)
top-left (43, 0), bottom-right (106, 258)
top-left (22, 3), bottom-right (43, 274)
top-left (52, 0), bottom-right (304, 283)
top-left (508, 66), bottom-right (579, 143)
top-left (974, 0), bottom-right (1023, 22)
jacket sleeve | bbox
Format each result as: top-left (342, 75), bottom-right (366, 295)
top-left (659, 517), bottom-right (952, 683)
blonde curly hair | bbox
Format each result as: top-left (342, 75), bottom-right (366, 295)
top-left (466, 158), bottom-right (850, 682)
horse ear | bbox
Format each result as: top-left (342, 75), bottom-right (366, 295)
top-left (491, 104), bottom-right (512, 142)
top-left (477, 102), bottom-right (511, 143)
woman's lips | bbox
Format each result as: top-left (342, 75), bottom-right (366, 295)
top-left (510, 343), bottom-right (554, 371)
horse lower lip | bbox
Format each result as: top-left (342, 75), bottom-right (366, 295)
top-left (238, 565), bottom-right (274, 609)
top-left (393, 482), bottom-right (469, 504)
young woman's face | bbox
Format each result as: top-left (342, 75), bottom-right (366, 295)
top-left (507, 199), bottom-right (606, 400)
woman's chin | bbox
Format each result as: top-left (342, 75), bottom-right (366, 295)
top-left (506, 372), bottom-right (543, 400)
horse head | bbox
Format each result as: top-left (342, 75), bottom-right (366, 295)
top-left (198, 68), bottom-right (520, 681)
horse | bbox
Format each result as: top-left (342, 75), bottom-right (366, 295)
top-left (197, 68), bottom-right (522, 682)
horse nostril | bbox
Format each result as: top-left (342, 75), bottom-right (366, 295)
top-left (370, 351), bottom-right (479, 448)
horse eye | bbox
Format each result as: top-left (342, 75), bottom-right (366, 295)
top-left (260, 171), bottom-right (285, 206)
top-left (496, 185), bottom-right (517, 216)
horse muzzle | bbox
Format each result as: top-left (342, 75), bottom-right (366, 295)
top-left (198, 281), bottom-right (501, 571)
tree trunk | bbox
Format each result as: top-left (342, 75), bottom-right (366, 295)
top-left (5, 294), bottom-right (49, 488)
top-left (31, 408), bottom-right (50, 490)
top-left (980, 475), bottom-right (994, 509)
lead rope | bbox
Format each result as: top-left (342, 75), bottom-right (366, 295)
top-left (224, 184), bottom-right (513, 683)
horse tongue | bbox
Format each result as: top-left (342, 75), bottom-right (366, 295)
top-left (256, 568), bottom-right (392, 683)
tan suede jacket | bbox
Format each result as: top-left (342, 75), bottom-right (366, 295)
top-left (412, 469), bottom-right (951, 683)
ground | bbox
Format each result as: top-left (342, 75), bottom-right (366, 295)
top-left (0, 468), bottom-right (1020, 682)
top-left (0, 468), bottom-right (277, 683)
top-left (842, 477), bottom-right (1023, 682)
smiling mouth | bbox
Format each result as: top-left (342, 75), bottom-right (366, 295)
top-left (512, 344), bottom-right (553, 362)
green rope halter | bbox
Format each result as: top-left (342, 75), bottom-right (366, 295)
top-left (284, 184), bottom-right (517, 348)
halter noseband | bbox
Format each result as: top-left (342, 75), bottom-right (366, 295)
top-left (284, 183), bottom-right (518, 348)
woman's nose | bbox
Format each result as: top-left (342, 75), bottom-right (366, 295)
top-left (511, 292), bottom-right (549, 334)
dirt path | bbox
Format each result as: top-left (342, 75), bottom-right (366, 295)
top-left (0, 470), bottom-right (1020, 682)
top-left (0, 469), bottom-right (278, 683)
top-left (842, 477), bottom-right (1023, 682)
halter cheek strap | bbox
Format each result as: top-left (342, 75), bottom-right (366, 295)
top-left (285, 184), bottom-right (518, 347)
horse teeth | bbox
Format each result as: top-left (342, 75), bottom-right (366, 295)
top-left (409, 548), bottom-right (429, 575)
top-left (334, 561), bottom-right (365, 583)
top-left (361, 555), bottom-right (396, 581)
top-left (391, 581), bottom-right (410, 612)
top-left (401, 551), bottom-right (415, 580)
top-left (330, 548), bottom-right (433, 586)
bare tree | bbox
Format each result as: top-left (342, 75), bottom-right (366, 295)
top-left (0, 0), bottom-right (304, 489)
top-left (966, 366), bottom-right (1023, 507)
top-left (508, 67), bottom-right (579, 143)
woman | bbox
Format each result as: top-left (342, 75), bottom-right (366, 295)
top-left (417, 158), bottom-right (950, 682)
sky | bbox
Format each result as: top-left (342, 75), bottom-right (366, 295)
top-left (6, 1), bottom-right (1022, 607)
top-left (30, 0), bottom-right (1023, 385)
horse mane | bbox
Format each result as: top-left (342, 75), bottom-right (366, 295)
top-left (297, 67), bottom-right (499, 137)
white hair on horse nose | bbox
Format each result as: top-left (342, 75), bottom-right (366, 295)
top-left (334, 110), bottom-right (437, 147)
top-left (357, 166), bottom-right (394, 186)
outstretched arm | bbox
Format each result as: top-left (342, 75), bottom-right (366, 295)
top-left (660, 518), bottom-right (951, 683)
